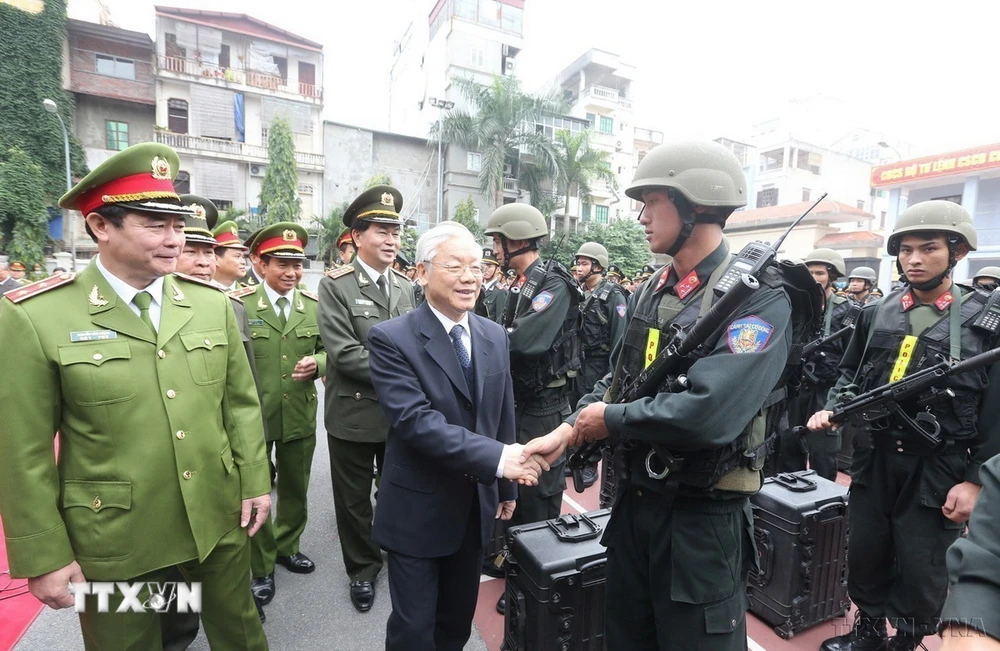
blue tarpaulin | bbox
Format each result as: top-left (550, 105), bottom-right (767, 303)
top-left (234, 93), bottom-right (245, 143)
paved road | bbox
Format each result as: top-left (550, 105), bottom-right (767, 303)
top-left (15, 384), bottom-right (489, 651)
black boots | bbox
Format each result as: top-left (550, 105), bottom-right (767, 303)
top-left (820, 611), bottom-right (888, 651)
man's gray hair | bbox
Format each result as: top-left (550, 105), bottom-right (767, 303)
top-left (415, 221), bottom-right (482, 265)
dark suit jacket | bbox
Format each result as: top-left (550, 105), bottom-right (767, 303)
top-left (368, 302), bottom-right (517, 558)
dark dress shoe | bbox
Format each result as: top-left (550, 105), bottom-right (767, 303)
top-left (350, 581), bottom-right (375, 612)
top-left (496, 594), bottom-right (506, 615)
top-left (250, 573), bottom-right (275, 605)
top-left (254, 595), bottom-right (266, 624)
top-left (276, 552), bottom-right (315, 574)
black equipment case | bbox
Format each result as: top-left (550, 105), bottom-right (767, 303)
top-left (748, 470), bottom-right (851, 639)
top-left (502, 510), bottom-right (610, 651)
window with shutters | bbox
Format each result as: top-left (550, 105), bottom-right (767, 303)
top-left (756, 188), bottom-right (779, 208)
top-left (595, 205), bottom-right (609, 224)
top-left (467, 152), bottom-right (482, 172)
top-left (599, 116), bottom-right (613, 134)
top-left (105, 121), bottom-right (128, 151)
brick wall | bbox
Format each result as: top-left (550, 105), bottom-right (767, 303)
top-left (68, 33), bottom-right (154, 104)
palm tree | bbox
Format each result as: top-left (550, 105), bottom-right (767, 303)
top-left (434, 75), bottom-right (564, 210)
top-left (554, 129), bottom-right (617, 234)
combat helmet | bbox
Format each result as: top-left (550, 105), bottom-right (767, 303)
top-left (803, 248), bottom-right (847, 278)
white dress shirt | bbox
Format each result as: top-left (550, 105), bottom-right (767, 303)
top-left (94, 255), bottom-right (165, 330)
top-left (426, 301), bottom-right (510, 481)
top-left (354, 255), bottom-right (393, 294)
top-left (262, 282), bottom-right (294, 321)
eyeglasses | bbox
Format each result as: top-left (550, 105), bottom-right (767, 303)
top-left (433, 262), bottom-right (484, 278)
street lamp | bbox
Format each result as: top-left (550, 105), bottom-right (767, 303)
top-left (43, 98), bottom-right (75, 271)
top-left (878, 141), bottom-right (903, 163)
top-left (428, 97), bottom-right (454, 224)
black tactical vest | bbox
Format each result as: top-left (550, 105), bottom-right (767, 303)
top-left (581, 279), bottom-right (623, 355)
top-left (855, 286), bottom-right (993, 443)
top-left (806, 294), bottom-right (853, 385)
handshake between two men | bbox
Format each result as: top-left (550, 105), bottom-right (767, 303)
top-left (507, 401), bottom-right (611, 486)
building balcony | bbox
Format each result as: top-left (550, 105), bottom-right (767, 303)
top-left (154, 131), bottom-right (324, 171)
top-left (582, 85), bottom-right (632, 110)
top-left (503, 177), bottom-right (518, 193)
top-left (156, 55), bottom-right (323, 104)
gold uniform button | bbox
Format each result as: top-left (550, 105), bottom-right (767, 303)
top-left (282, 373), bottom-right (288, 379)
top-left (157, 350), bottom-right (166, 359)
top-left (281, 335), bottom-right (287, 340)
top-left (166, 389), bottom-right (177, 399)
top-left (183, 470), bottom-right (193, 480)
top-left (92, 353), bottom-right (103, 361)
top-left (251, 332), bottom-right (258, 338)
top-left (282, 355), bottom-right (288, 360)
top-left (92, 497), bottom-right (102, 510)
top-left (176, 430), bottom-right (186, 440)
top-left (204, 338), bottom-right (211, 346)
top-left (283, 393), bottom-right (289, 400)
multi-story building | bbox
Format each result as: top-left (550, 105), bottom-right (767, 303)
top-left (627, 126), bottom-right (665, 219)
top-left (389, 0), bottom-right (526, 224)
top-left (63, 17), bottom-right (157, 253)
top-left (547, 48), bottom-right (636, 232)
top-left (323, 121), bottom-right (438, 233)
top-left (152, 6), bottom-right (324, 226)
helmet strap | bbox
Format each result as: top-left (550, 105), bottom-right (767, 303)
top-left (665, 189), bottom-right (697, 257)
top-left (500, 237), bottom-right (536, 271)
top-left (903, 237), bottom-right (958, 291)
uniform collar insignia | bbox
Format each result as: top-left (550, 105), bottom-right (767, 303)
top-left (358, 273), bottom-right (370, 286)
top-left (934, 292), bottom-right (954, 311)
top-left (88, 285), bottom-right (109, 307)
top-left (900, 291), bottom-right (915, 312)
top-left (257, 296), bottom-right (268, 311)
top-left (674, 269), bottom-right (700, 300)
top-left (655, 266), bottom-right (671, 293)
top-left (171, 284), bottom-right (184, 302)
top-left (296, 297), bottom-right (304, 312)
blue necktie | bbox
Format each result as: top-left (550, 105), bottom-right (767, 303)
top-left (449, 325), bottom-right (474, 395)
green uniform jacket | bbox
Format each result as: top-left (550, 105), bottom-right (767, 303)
top-left (0, 264), bottom-right (270, 580)
top-left (242, 285), bottom-right (326, 443)
top-left (318, 266), bottom-right (414, 442)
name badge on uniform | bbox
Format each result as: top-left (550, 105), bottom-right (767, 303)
top-left (355, 298), bottom-right (374, 306)
top-left (890, 335), bottom-right (918, 382)
top-left (248, 319), bottom-right (265, 326)
top-left (645, 328), bottom-right (660, 368)
top-left (70, 330), bottom-right (117, 342)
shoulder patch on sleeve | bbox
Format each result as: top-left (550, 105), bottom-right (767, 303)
top-left (300, 290), bottom-right (318, 301)
top-left (325, 265), bottom-right (354, 280)
top-left (727, 315), bottom-right (774, 354)
top-left (4, 272), bottom-right (76, 303)
top-left (531, 290), bottom-right (554, 313)
top-left (615, 303), bottom-right (627, 318)
top-left (229, 285), bottom-right (257, 298)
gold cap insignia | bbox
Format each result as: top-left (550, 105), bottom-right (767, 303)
top-left (282, 229), bottom-right (296, 242)
top-left (189, 204), bottom-right (207, 219)
top-left (381, 192), bottom-right (395, 208)
top-left (229, 224), bottom-right (238, 235)
top-left (151, 156), bottom-right (172, 180)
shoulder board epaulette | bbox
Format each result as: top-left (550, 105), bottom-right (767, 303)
top-left (325, 265), bottom-right (354, 280)
top-left (173, 272), bottom-right (224, 291)
top-left (4, 272), bottom-right (75, 303)
top-left (831, 293), bottom-right (849, 304)
top-left (229, 285), bottom-right (258, 298)
top-left (228, 294), bottom-right (244, 304)
top-left (300, 290), bottom-right (318, 301)
top-left (391, 267), bottom-right (409, 280)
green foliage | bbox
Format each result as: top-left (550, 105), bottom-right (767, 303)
top-left (400, 225), bottom-right (419, 263)
top-left (314, 202), bottom-right (348, 264)
top-left (0, 147), bottom-right (50, 267)
top-left (451, 197), bottom-right (484, 241)
top-left (554, 130), bottom-right (617, 233)
top-left (258, 117), bottom-right (300, 224)
top-left (363, 173), bottom-right (393, 189)
top-left (434, 75), bottom-right (565, 208)
top-left (540, 218), bottom-right (652, 277)
top-left (0, 0), bottom-right (87, 205)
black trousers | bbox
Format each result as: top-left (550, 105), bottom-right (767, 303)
top-left (385, 497), bottom-right (483, 651)
top-left (778, 384), bottom-right (840, 480)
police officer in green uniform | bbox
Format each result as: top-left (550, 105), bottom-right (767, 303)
top-left (212, 219), bottom-right (250, 291)
top-left (973, 266), bottom-right (1000, 292)
top-left (0, 143), bottom-right (270, 650)
top-left (940, 452), bottom-right (1000, 650)
top-left (475, 247), bottom-right (507, 324)
top-left (485, 203), bottom-right (582, 615)
top-left (847, 266), bottom-right (879, 305)
top-left (776, 247), bottom-right (852, 480)
top-left (231, 223), bottom-right (325, 615)
top-left (569, 242), bottom-right (627, 489)
top-left (809, 200), bottom-right (1000, 651)
top-left (523, 140), bottom-right (796, 650)
top-left (317, 185), bottom-right (415, 612)
top-left (9, 261), bottom-right (28, 284)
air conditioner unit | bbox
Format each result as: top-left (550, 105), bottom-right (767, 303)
top-left (250, 164), bottom-right (266, 178)
top-left (504, 58), bottom-right (515, 74)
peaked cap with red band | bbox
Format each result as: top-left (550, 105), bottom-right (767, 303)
top-left (252, 222), bottom-right (309, 260)
top-left (212, 220), bottom-right (247, 250)
top-left (58, 143), bottom-right (194, 218)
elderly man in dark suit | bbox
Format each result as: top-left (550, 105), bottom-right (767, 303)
top-left (367, 221), bottom-right (548, 651)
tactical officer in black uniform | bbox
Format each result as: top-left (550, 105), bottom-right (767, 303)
top-left (475, 247), bottom-right (507, 324)
top-left (809, 200), bottom-right (1000, 651)
top-left (523, 140), bottom-right (797, 650)
top-left (777, 247), bottom-right (853, 480)
top-left (486, 203), bottom-right (581, 615)
top-left (847, 266), bottom-right (879, 305)
top-left (972, 265), bottom-right (1000, 292)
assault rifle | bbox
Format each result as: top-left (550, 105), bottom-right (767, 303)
top-left (799, 303), bottom-right (862, 384)
top-left (566, 194), bottom-right (830, 492)
top-left (821, 346), bottom-right (1000, 448)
